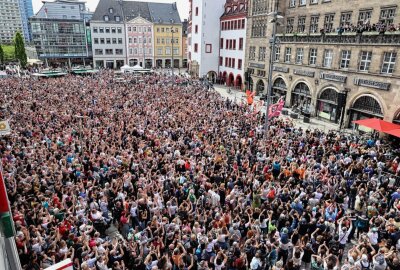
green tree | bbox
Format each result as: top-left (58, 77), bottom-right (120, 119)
top-left (0, 45), bottom-right (4, 65)
top-left (14, 32), bottom-right (27, 67)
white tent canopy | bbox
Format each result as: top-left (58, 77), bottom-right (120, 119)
top-left (120, 64), bottom-right (152, 73)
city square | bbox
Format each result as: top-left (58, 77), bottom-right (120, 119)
top-left (0, 1), bottom-right (400, 270)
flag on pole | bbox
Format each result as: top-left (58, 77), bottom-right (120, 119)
top-left (246, 90), bottom-right (255, 105)
top-left (0, 120), bottom-right (11, 136)
top-left (268, 98), bottom-right (285, 118)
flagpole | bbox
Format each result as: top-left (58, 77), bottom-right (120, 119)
top-left (264, 11), bottom-right (280, 139)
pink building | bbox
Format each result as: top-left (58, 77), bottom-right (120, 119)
top-left (126, 16), bottom-right (154, 68)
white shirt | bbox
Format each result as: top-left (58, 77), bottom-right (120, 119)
top-left (250, 257), bottom-right (262, 270)
top-left (367, 231), bottom-right (378, 245)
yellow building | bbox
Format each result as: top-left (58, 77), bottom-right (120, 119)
top-left (154, 23), bottom-right (182, 68)
top-left (147, 1), bottom-right (182, 68)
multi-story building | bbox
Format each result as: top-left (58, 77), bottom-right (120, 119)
top-left (244, 0), bottom-right (276, 94)
top-left (188, 0), bottom-right (225, 78)
top-left (218, 0), bottom-right (248, 89)
top-left (182, 19), bottom-right (188, 69)
top-left (125, 0), bottom-right (153, 68)
top-left (30, 0), bottom-right (93, 67)
top-left (91, 0), bottom-right (126, 69)
top-left (0, 0), bottom-right (32, 44)
top-left (150, 2), bottom-right (182, 69)
top-left (91, 0), bottom-right (184, 69)
top-left (245, 0), bottom-right (400, 128)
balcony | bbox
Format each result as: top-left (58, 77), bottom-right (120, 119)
top-left (276, 32), bottom-right (400, 45)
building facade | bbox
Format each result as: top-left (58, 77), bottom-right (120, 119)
top-left (91, 0), bottom-right (184, 69)
top-left (218, 0), bottom-right (248, 89)
top-left (30, 0), bottom-right (93, 67)
top-left (150, 2), bottom-right (182, 69)
top-left (268, 0), bottom-right (400, 128)
top-left (126, 16), bottom-right (153, 68)
top-left (91, 0), bottom-right (126, 69)
top-left (182, 19), bottom-right (188, 69)
top-left (0, 0), bottom-right (26, 43)
top-left (188, 0), bottom-right (225, 78)
top-left (244, 0), bottom-right (277, 94)
top-left (19, 0), bottom-right (34, 42)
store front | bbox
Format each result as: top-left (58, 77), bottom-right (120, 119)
top-left (349, 95), bottom-right (383, 132)
top-left (317, 88), bottom-right (339, 123)
top-left (272, 78), bottom-right (287, 103)
top-left (291, 82), bottom-right (311, 113)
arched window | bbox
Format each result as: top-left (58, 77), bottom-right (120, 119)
top-left (352, 96), bottom-right (382, 115)
top-left (319, 88), bottom-right (338, 103)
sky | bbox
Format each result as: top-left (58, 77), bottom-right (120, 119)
top-left (32, 0), bottom-right (189, 20)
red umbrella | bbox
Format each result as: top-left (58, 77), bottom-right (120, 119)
top-left (353, 118), bottom-right (400, 132)
top-left (386, 129), bottom-right (400, 138)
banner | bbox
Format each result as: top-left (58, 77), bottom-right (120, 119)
top-left (268, 98), bottom-right (285, 118)
top-left (0, 120), bottom-right (11, 136)
top-left (246, 90), bottom-right (255, 105)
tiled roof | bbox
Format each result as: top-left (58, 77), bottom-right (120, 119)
top-left (92, 0), bottom-right (181, 24)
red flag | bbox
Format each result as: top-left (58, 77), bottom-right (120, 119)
top-left (268, 98), bottom-right (285, 118)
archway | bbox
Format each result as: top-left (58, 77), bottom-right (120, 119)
top-left (235, 75), bottom-right (243, 90)
top-left (349, 95), bottom-right (383, 130)
top-left (272, 78), bottom-right (287, 103)
top-left (317, 88), bottom-right (339, 123)
top-left (129, 59), bottom-right (138, 67)
top-left (227, 73), bottom-right (235, 87)
top-left (291, 82), bottom-right (311, 113)
top-left (207, 71), bottom-right (217, 83)
top-left (256, 79), bottom-right (264, 94)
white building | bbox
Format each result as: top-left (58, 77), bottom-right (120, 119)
top-left (218, 0), bottom-right (248, 89)
top-left (91, 0), bottom-right (126, 69)
top-left (188, 0), bottom-right (224, 79)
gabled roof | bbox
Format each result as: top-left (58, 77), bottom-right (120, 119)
top-left (147, 2), bottom-right (181, 24)
top-left (91, 0), bottom-right (123, 22)
top-left (92, 0), bottom-right (181, 24)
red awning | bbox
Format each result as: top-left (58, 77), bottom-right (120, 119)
top-left (386, 129), bottom-right (400, 138)
top-left (353, 118), bottom-right (400, 132)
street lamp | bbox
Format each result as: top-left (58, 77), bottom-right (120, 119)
top-left (264, 11), bottom-right (283, 138)
top-left (171, 27), bottom-right (176, 76)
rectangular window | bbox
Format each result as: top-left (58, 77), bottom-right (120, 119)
top-left (133, 27), bottom-right (137, 32)
top-left (106, 38), bottom-right (111, 44)
top-left (323, 49), bottom-right (333, 67)
top-left (239, 38), bottom-right (243, 50)
top-left (99, 28), bottom-right (104, 33)
top-left (157, 48), bottom-right (162, 55)
top-left (324, 14), bottom-right (335, 32)
top-left (358, 10), bottom-right (372, 25)
top-left (274, 47), bottom-right (280, 61)
top-left (95, 49), bottom-right (103, 55)
top-left (310, 0), bottom-right (318, 4)
top-left (115, 49), bottom-right (123, 55)
top-left (310, 16), bottom-right (319, 33)
top-left (238, 59), bottom-right (242, 69)
top-left (219, 57), bottom-right (223, 66)
top-left (242, 19), bottom-right (245, 29)
top-left (309, 48), bottom-right (317, 65)
top-left (93, 27), bottom-right (98, 33)
top-left (259, 47), bottom-right (266, 61)
top-left (112, 38), bottom-right (117, 44)
top-left (299, 0), bottom-right (306, 6)
top-left (105, 27), bottom-right (110, 33)
top-left (205, 44), bottom-right (212, 53)
top-left (289, 0), bottom-right (296, 8)
top-left (111, 27), bottom-right (116, 33)
top-left (233, 40), bottom-right (236, 50)
top-left (195, 7), bottom-right (199, 16)
top-left (249, 46), bottom-right (256, 60)
top-left (285, 47), bottom-right (292, 62)
top-left (232, 58), bottom-right (235, 68)
top-left (359, 51), bottom-right (372, 71)
top-left (94, 38), bottom-right (99, 44)
top-left (195, 25), bottom-right (198, 33)
top-left (340, 50), bottom-right (351, 69)
top-left (220, 38), bottom-right (224, 49)
top-left (105, 49), bottom-right (113, 55)
top-left (194, 43), bottom-right (198, 52)
top-left (100, 38), bottom-right (105, 44)
top-left (117, 27), bottom-right (122, 33)
top-left (380, 8), bottom-right (396, 25)
top-left (225, 58), bottom-right (228, 67)
top-left (340, 12), bottom-right (352, 27)
top-left (286, 18), bottom-right (294, 33)
top-left (297, 17), bottom-right (306, 33)
top-left (381, 52), bottom-right (397, 74)
top-left (165, 47), bottom-right (171, 55)
top-left (118, 38), bottom-right (122, 44)
top-left (296, 48), bottom-right (304, 64)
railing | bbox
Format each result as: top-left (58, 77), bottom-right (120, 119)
top-left (276, 32), bottom-right (400, 45)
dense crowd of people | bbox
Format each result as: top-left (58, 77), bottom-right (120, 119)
top-left (1, 71), bottom-right (400, 270)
